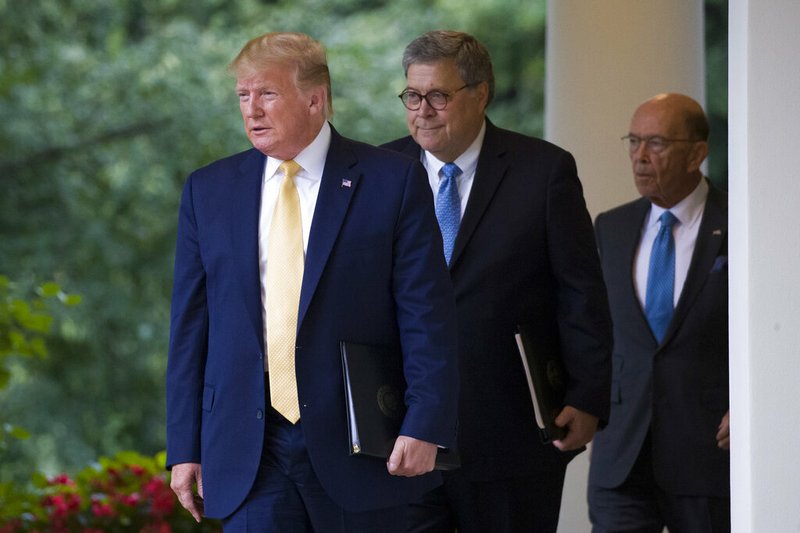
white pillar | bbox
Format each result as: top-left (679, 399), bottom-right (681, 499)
top-left (546, 0), bottom-right (705, 218)
top-left (545, 2), bottom-right (705, 531)
top-left (729, 0), bottom-right (800, 531)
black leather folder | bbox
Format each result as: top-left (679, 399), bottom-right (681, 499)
top-left (340, 340), bottom-right (459, 470)
top-left (514, 324), bottom-right (568, 443)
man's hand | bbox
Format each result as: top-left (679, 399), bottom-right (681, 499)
top-left (716, 410), bottom-right (730, 450)
top-left (386, 435), bottom-right (437, 476)
top-left (552, 406), bottom-right (599, 452)
top-left (170, 462), bottom-right (204, 523)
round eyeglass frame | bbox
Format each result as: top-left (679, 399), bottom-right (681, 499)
top-left (398, 84), bottom-right (473, 111)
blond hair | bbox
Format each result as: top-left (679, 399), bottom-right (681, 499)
top-left (229, 32), bottom-right (333, 118)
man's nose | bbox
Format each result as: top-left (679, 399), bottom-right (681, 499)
top-left (631, 141), bottom-right (649, 160)
top-left (246, 99), bottom-right (264, 117)
top-left (416, 98), bottom-right (437, 117)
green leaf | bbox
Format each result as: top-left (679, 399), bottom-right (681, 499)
top-left (62, 294), bottom-right (82, 306)
top-left (38, 282), bottom-right (61, 298)
top-left (8, 424), bottom-right (31, 440)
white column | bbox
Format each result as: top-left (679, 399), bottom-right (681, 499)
top-left (545, 2), bottom-right (705, 532)
top-left (546, 0), bottom-right (704, 218)
top-left (729, 0), bottom-right (800, 531)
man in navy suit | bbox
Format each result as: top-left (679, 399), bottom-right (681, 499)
top-left (588, 93), bottom-right (730, 533)
top-left (383, 30), bottom-right (612, 533)
top-left (166, 32), bottom-right (458, 532)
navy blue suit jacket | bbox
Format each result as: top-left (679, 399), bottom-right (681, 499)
top-left (589, 182), bottom-right (729, 497)
top-left (383, 121), bottom-right (612, 481)
top-left (166, 126), bottom-right (459, 518)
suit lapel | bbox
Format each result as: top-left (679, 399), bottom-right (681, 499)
top-left (662, 183), bottom-right (727, 345)
top-left (386, 122), bottom-right (509, 270)
top-left (232, 149), bottom-right (268, 349)
top-left (620, 199), bottom-right (653, 333)
top-left (297, 129), bottom-right (360, 328)
top-left (450, 121), bottom-right (508, 268)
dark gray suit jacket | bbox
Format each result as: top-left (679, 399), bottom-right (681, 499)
top-left (589, 181), bottom-right (729, 497)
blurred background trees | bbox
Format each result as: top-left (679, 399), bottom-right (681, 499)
top-left (0, 0), bottom-right (727, 484)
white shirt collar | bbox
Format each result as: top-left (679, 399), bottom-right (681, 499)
top-left (423, 120), bottom-right (486, 179)
top-left (646, 177), bottom-right (709, 229)
top-left (264, 121), bottom-right (332, 182)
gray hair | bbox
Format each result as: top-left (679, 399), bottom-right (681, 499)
top-left (402, 30), bottom-right (495, 106)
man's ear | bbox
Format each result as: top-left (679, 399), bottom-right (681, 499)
top-left (475, 81), bottom-right (490, 112)
top-left (308, 86), bottom-right (327, 116)
top-left (687, 140), bottom-right (709, 172)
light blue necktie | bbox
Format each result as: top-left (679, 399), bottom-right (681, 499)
top-left (645, 211), bottom-right (679, 343)
top-left (436, 163), bottom-right (462, 265)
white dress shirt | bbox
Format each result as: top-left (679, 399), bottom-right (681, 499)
top-left (258, 121), bottom-right (331, 364)
top-left (422, 121), bottom-right (486, 218)
top-left (634, 178), bottom-right (709, 308)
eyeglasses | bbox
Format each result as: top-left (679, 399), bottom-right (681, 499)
top-left (621, 134), bottom-right (702, 154)
top-left (398, 84), bottom-right (472, 111)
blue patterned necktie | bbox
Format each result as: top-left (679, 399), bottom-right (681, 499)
top-left (645, 211), bottom-right (679, 343)
top-left (436, 162), bottom-right (462, 265)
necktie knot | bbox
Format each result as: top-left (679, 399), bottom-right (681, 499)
top-left (436, 163), bottom-right (462, 266)
top-left (279, 159), bottom-right (302, 182)
top-left (441, 162), bottom-right (462, 181)
top-left (660, 210), bottom-right (678, 231)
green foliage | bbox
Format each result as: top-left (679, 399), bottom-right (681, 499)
top-left (705, 0), bottom-right (729, 190)
top-left (0, 0), bottom-right (548, 484)
top-left (0, 450), bottom-right (220, 532)
top-left (0, 0), bottom-right (726, 497)
top-left (0, 277), bottom-right (78, 451)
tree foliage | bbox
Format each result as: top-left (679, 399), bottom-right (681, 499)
top-left (0, 0), bottom-right (547, 483)
top-left (0, 0), bottom-right (726, 486)
top-left (705, 0), bottom-right (729, 190)
top-left (0, 276), bottom-right (79, 453)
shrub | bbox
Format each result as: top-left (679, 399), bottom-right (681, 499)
top-left (0, 451), bottom-right (220, 532)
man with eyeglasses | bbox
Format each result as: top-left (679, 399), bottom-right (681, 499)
top-left (588, 93), bottom-right (730, 533)
top-left (383, 30), bottom-right (613, 533)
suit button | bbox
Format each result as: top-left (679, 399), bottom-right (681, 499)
top-left (256, 409), bottom-right (263, 419)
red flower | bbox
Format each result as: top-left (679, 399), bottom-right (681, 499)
top-left (142, 476), bottom-right (166, 494)
top-left (44, 493), bottom-right (70, 517)
top-left (130, 464), bottom-right (147, 476)
top-left (117, 492), bottom-right (141, 506)
top-left (49, 473), bottom-right (75, 486)
top-left (143, 476), bottom-right (176, 517)
top-left (142, 522), bottom-right (171, 533)
top-left (66, 492), bottom-right (81, 511)
top-left (91, 500), bottom-right (115, 518)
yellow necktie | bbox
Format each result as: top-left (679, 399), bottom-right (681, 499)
top-left (266, 160), bottom-right (304, 423)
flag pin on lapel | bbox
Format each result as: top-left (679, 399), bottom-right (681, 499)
top-left (712, 229), bottom-right (722, 236)
top-left (341, 178), bottom-right (352, 188)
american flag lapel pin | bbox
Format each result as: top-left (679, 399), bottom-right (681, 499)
top-left (341, 178), bottom-right (352, 188)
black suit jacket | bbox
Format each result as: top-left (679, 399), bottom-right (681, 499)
top-left (383, 120), bottom-right (612, 480)
top-left (589, 182), bottom-right (729, 497)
